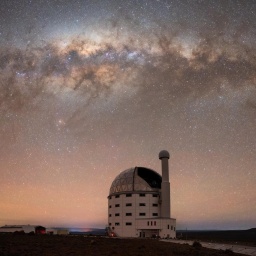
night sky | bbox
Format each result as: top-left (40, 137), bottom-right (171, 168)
top-left (0, 0), bottom-right (255, 230)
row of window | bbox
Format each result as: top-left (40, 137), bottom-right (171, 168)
top-left (139, 203), bottom-right (158, 207)
top-left (148, 221), bottom-right (157, 226)
top-left (109, 194), bottom-right (158, 199)
top-left (109, 222), bottom-right (132, 226)
top-left (147, 222), bottom-right (175, 230)
top-left (109, 203), bottom-right (158, 208)
top-left (167, 225), bottom-right (175, 231)
top-left (109, 222), bottom-right (175, 230)
top-left (109, 213), bottom-right (158, 217)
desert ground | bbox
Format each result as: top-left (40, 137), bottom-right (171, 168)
top-left (177, 229), bottom-right (256, 247)
top-left (0, 234), bottom-right (247, 256)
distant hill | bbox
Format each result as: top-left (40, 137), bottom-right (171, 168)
top-left (50, 227), bottom-right (106, 236)
top-left (69, 228), bottom-right (106, 236)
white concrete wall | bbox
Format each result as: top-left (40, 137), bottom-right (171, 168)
top-left (136, 218), bottom-right (176, 238)
top-left (136, 218), bottom-right (161, 230)
top-left (0, 227), bottom-right (24, 233)
top-left (159, 218), bottom-right (176, 238)
top-left (0, 225), bottom-right (35, 233)
top-left (108, 192), bottom-right (160, 237)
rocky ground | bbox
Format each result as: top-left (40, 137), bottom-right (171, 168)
top-left (0, 234), bottom-right (247, 256)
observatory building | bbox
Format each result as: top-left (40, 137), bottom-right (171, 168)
top-left (107, 150), bottom-right (176, 238)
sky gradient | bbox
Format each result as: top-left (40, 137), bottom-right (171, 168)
top-left (0, 0), bottom-right (255, 230)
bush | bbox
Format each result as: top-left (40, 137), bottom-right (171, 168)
top-left (192, 241), bottom-right (202, 248)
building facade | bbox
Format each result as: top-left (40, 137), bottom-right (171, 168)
top-left (107, 150), bottom-right (176, 238)
top-left (0, 225), bottom-right (46, 234)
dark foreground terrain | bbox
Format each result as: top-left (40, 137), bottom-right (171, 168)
top-left (177, 229), bottom-right (256, 246)
top-left (0, 234), bottom-right (246, 256)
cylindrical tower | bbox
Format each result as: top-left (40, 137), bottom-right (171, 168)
top-left (159, 150), bottom-right (170, 218)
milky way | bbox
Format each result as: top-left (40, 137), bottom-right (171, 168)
top-left (0, 0), bottom-right (255, 229)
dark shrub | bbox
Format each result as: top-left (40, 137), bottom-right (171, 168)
top-left (224, 249), bottom-right (234, 254)
top-left (90, 240), bottom-right (96, 245)
top-left (192, 241), bottom-right (202, 248)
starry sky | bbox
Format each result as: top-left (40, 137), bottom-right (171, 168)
top-left (0, 0), bottom-right (255, 230)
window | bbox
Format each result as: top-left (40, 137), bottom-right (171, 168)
top-left (115, 195), bottom-right (120, 198)
top-left (126, 203), bottom-right (132, 206)
top-left (109, 214), bottom-right (112, 217)
top-left (109, 223), bottom-right (111, 226)
top-left (115, 223), bottom-right (120, 226)
top-left (139, 213), bottom-right (146, 216)
top-left (126, 194), bottom-right (132, 197)
top-left (171, 226), bottom-right (173, 230)
top-left (109, 205), bottom-right (112, 208)
top-left (139, 203), bottom-right (146, 206)
top-left (152, 203), bottom-right (158, 207)
top-left (152, 194), bottom-right (158, 197)
top-left (115, 213), bottom-right (120, 216)
top-left (174, 227), bottom-right (176, 231)
top-left (154, 221), bottom-right (156, 226)
top-left (115, 204), bottom-right (120, 207)
top-left (152, 213), bottom-right (158, 216)
top-left (151, 221), bottom-right (153, 225)
top-left (147, 221), bottom-right (149, 226)
top-left (126, 213), bottom-right (132, 216)
top-left (167, 225), bottom-right (169, 229)
top-left (139, 193), bottom-right (145, 197)
top-left (126, 222), bottom-right (132, 226)
top-left (109, 196), bottom-right (112, 199)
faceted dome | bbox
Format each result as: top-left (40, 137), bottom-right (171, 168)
top-left (109, 167), bottom-right (162, 195)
